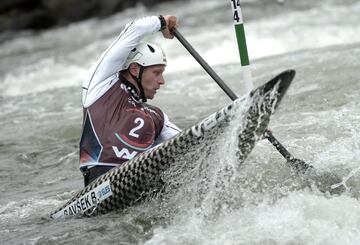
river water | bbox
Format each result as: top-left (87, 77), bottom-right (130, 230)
top-left (1, 0), bottom-right (360, 244)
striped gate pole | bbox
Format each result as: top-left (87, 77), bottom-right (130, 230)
top-left (230, 0), bottom-right (253, 93)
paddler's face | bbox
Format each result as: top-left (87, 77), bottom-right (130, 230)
top-left (141, 65), bottom-right (166, 100)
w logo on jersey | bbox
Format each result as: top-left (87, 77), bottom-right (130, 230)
top-left (112, 146), bottom-right (138, 160)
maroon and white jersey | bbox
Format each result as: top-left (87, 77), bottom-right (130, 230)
top-left (79, 16), bottom-right (181, 170)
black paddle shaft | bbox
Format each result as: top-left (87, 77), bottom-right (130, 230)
top-left (171, 28), bottom-right (238, 101)
top-left (172, 27), bottom-right (306, 167)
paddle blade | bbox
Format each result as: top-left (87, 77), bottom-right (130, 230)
top-left (288, 158), bottom-right (313, 174)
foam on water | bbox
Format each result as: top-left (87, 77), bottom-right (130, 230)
top-left (0, 198), bottom-right (63, 222)
top-left (2, 60), bottom-right (85, 97)
top-left (1, 1), bottom-right (360, 96)
top-left (144, 191), bottom-right (360, 245)
top-left (1, 0), bottom-right (360, 244)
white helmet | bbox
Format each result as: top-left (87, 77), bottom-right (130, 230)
top-left (122, 42), bottom-right (167, 70)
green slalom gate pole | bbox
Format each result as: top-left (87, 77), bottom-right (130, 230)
top-left (228, 0), bottom-right (313, 173)
top-left (230, 0), bottom-right (253, 93)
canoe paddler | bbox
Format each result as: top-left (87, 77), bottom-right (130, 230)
top-left (80, 15), bottom-right (181, 186)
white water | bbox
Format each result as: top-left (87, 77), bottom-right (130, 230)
top-left (1, 0), bottom-right (360, 96)
top-left (1, 0), bottom-right (360, 244)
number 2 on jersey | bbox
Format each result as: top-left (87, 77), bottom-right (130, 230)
top-left (129, 117), bottom-right (144, 138)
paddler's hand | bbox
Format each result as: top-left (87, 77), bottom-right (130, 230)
top-left (161, 15), bottom-right (178, 39)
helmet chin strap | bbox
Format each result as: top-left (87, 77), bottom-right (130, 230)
top-left (129, 66), bottom-right (147, 102)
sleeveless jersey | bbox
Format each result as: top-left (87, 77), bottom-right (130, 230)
top-left (79, 16), bottom-right (181, 170)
